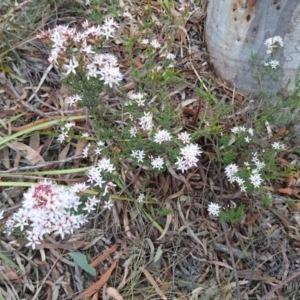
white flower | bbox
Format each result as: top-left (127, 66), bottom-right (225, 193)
top-left (94, 141), bottom-right (105, 155)
top-left (123, 10), bottom-right (133, 19)
top-left (139, 112), bottom-right (153, 131)
top-left (153, 129), bottom-right (172, 144)
top-left (207, 203), bottom-right (221, 217)
top-left (272, 141), bottom-right (285, 150)
top-left (150, 39), bottom-right (161, 49)
top-left (268, 60), bottom-right (280, 69)
top-left (231, 126), bottom-right (246, 134)
top-left (82, 143), bottom-right (91, 158)
top-left (225, 164), bottom-right (239, 179)
top-left (65, 122), bottom-right (75, 129)
top-left (97, 141), bottom-right (105, 147)
top-left (104, 199), bottom-right (114, 210)
top-left (129, 126), bottom-right (138, 138)
top-left (0, 210), bottom-right (4, 219)
top-left (240, 184), bottom-right (247, 192)
top-left (245, 136), bottom-right (251, 143)
top-left (131, 92), bottom-right (146, 106)
top-left (175, 157), bottom-right (188, 173)
top-left (88, 195), bottom-right (100, 206)
top-left (58, 131), bottom-right (68, 143)
top-left (81, 42), bottom-right (95, 55)
top-left (71, 183), bottom-right (89, 193)
top-left (231, 127), bottom-right (240, 134)
top-left (235, 176), bottom-right (245, 186)
top-left (26, 230), bottom-right (41, 250)
top-left (178, 131), bottom-right (191, 144)
top-left (131, 150), bottom-right (146, 163)
top-left (63, 56), bottom-right (79, 76)
top-left (166, 53), bottom-right (175, 60)
top-left (97, 157), bottom-right (115, 173)
top-left (83, 201), bottom-right (96, 213)
top-left (179, 1), bottom-right (190, 11)
top-left (99, 65), bottom-right (123, 87)
top-left (141, 39), bottom-right (149, 45)
top-left (137, 193), bottom-right (145, 202)
top-left (151, 157), bottom-right (164, 170)
top-left (249, 173), bottom-right (263, 188)
top-left (103, 182), bottom-right (116, 196)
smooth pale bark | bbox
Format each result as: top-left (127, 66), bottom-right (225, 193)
top-left (205, 0), bottom-right (300, 96)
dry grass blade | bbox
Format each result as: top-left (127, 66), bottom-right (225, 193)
top-left (106, 287), bottom-right (124, 300)
top-left (76, 258), bottom-right (119, 300)
top-left (32, 256), bottom-right (60, 300)
top-left (260, 271), bottom-right (300, 300)
top-left (156, 203), bottom-right (172, 240)
top-left (140, 267), bottom-right (167, 300)
top-left (90, 244), bottom-right (117, 268)
top-left (177, 199), bottom-right (207, 255)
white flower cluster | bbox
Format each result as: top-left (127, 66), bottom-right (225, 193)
top-left (150, 39), bottom-right (161, 49)
top-left (131, 150), bottom-right (146, 163)
top-left (139, 112), bottom-right (153, 131)
top-left (207, 202), bottom-right (221, 217)
top-left (137, 193), bottom-right (145, 202)
top-left (82, 140), bottom-right (105, 158)
top-left (5, 180), bottom-right (89, 249)
top-left (264, 36), bottom-right (284, 69)
top-left (88, 157), bottom-right (115, 188)
top-left (130, 92), bottom-right (146, 107)
top-left (225, 150), bottom-right (266, 192)
top-left (271, 141), bottom-right (285, 150)
top-left (151, 157), bottom-right (164, 170)
top-left (154, 129), bottom-right (172, 144)
top-left (265, 36), bottom-right (284, 54)
top-left (85, 157), bottom-right (116, 210)
top-left (264, 60), bottom-right (280, 69)
top-left (58, 122), bottom-right (75, 143)
top-left (231, 126), bottom-right (253, 143)
top-left (37, 19), bottom-right (122, 87)
top-left (66, 94), bottom-right (82, 106)
top-left (175, 143), bottom-right (202, 173)
top-left (129, 129), bottom-right (200, 173)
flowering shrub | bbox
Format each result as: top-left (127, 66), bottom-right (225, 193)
top-left (208, 123), bottom-right (286, 218)
top-left (37, 13), bottom-right (198, 174)
top-left (4, 2), bottom-right (287, 249)
top-left (37, 18), bottom-right (122, 88)
top-left (46, 24), bottom-right (287, 225)
top-left (12, 11), bottom-right (210, 248)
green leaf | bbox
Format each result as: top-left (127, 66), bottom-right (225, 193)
top-left (9, 73), bottom-right (28, 84)
top-left (69, 252), bottom-right (96, 276)
top-left (0, 253), bottom-right (21, 272)
top-left (0, 291), bottom-right (5, 300)
top-left (153, 245), bottom-right (163, 263)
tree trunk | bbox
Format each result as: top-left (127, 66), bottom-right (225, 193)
top-left (205, 0), bottom-right (300, 96)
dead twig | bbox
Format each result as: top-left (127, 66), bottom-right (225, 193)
top-left (221, 222), bottom-right (241, 299)
top-left (260, 270), bottom-right (300, 300)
